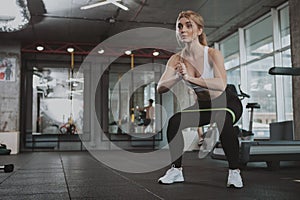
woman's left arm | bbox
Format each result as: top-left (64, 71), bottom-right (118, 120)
top-left (182, 49), bottom-right (227, 91)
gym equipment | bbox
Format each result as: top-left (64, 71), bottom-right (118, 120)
top-left (227, 84), bottom-right (260, 140)
top-left (212, 115), bottom-right (300, 169)
top-left (0, 164), bottom-right (14, 173)
top-left (268, 67), bottom-right (300, 76)
top-left (212, 69), bottom-right (300, 169)
top-left (0, 143), bottom-right (11, 155)
top-left (0, 143), bottom-right (14, 173)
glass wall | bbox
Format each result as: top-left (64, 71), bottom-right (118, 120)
top-left (246, 57), bottom-right (275, 137)
top-left (220, 33), bottom-right (240, 70)
top-left (282, 50), bottom-right (293, 120)
top-left (227, 68), bottom-right (240, 87)
top-left (279, 6), bottom-right (290, 48)
top-left (280, 6), bottom-right (292, 121)
top-left (245, 16), bottom-right (273, 62)
top-left (219, 3), bottom-right (291, 139)
top-left (221, 33), bottom-right (241, 98)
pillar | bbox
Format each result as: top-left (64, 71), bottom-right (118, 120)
top-left (289, 0), bottom-right (300, 139)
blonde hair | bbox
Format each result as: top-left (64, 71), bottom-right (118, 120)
top-left (177, 10), bottom-right (208, 46)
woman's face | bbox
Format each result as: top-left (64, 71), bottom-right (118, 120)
top-left (177, 17), bottom-right (202, 43)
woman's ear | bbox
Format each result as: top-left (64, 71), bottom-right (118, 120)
top-left (198, 28), bottom-right (203, 36)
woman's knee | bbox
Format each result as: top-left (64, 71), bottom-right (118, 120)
top-left (216, 113), bottom-right (234, 134)
top-left (214, 111), bottom-right (233, 125)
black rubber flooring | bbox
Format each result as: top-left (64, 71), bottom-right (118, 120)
top-left (1, 151), bottom-right (300, 200)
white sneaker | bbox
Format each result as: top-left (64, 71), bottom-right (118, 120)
top-left (158, 165), bottom-right (184, 184)
top-left (227, 169), bottom-right (243, 188)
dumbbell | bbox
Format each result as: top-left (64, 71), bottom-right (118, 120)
top-left (0, 164), bottom-right (14, 173)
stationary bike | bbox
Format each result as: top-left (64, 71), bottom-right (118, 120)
top-left (236, 84), bottom-right (260, 140)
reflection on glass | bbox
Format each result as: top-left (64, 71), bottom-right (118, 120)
top-left (108, 70), bottom-right (157, 134)
top-left (32, 68), bottom-right (84, 135)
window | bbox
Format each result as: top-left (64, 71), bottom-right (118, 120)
top-left (279, 6), bottom-right (290, 48)
top-left (245, 16), bottom-right (273, 62)
top-left (282, 49), bottom-right (293, 120)
top-left (246, 57), bottom-right (275, 138)
top-left (220, 33), bottom-right (240, 69)
top-left (227, 68), bottom-right (240, 88)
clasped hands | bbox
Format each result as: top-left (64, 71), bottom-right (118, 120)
top-left (175, 61), bottom-right (190, 81)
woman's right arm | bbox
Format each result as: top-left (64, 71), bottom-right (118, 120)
top-left (157, 55), bottom-right (182, 94)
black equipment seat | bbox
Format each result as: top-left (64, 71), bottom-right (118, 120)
top-left (226, 84), bottom-right (238, 95)
top-left (246, 103), bottom-right (260, 109)
top-left (227, 84), bottom-right (250, 100)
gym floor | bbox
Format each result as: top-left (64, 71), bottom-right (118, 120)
top-left (1, 151), bottom-right (299, 200)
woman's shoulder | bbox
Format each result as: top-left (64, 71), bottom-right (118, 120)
top-left (207, 47), bottom-right (221, 56)
top-left (167, 52), bottom-right (182, 63)
top-left (207, 47), bottom-right (223, 60)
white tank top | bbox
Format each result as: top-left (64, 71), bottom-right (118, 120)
top-left (185, 46), bottom-right (214, 92)
top-left (202, 46), bottom-right (214, 79)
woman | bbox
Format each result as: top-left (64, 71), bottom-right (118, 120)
top-left (157, 10), bottom-right (243, 188)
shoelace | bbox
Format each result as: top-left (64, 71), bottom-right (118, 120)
top-left (229, 170), bottom-right (240, 179)
top-left (166, 167), bottom-right (175, 174)
top-left (232, 170), bottom-right (240, 174)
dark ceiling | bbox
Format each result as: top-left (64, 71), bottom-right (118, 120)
top-left (0, 0), bottom-right (288, 56)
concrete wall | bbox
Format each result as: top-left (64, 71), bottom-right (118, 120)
top-left (0, 40), bottom-right (21, 153)
top-left (289, 0), bottom-right (300, 140)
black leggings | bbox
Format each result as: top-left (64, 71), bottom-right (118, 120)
top-left (167, 87), bottom-right (243, 169)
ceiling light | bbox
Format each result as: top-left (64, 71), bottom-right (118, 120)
top-left (36, 45), bottom-right (44, 51)
top-left (98, 49), bottom-right (105, 54)
top-left (80, 0), bottom-right (129, 11)
top-left (111, 1), bottom-right (129, 11)
top-left (125, 50), bottom-right (132, 55)
top-left (0, 0), bottom-right (31, 32)
top-left (153, 51), bottom-right (160, 56)
top-left (81, 1), bottom-right (111, 10)
top-left (67, 47), bottom-right (74, 53)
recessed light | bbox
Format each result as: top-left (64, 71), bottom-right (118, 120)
top-left (153, 51), bottom-right (159, 56)
top-left (67, 47), bottom-right (74, 53)
top-left (36, 45), bottom-right (44, 51)
top-left (98, 49), bottom-right (104, 54)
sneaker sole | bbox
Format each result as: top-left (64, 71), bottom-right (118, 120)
top-left (158, 180), bottom-right (184, 185)
top-left (227, 184), bottom-right (243, 189)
